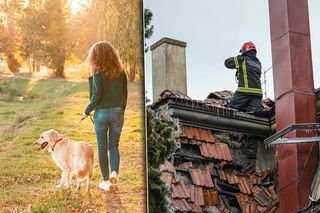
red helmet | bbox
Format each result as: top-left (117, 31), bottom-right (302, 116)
top-left (240, 41), bottom-right (256, 54)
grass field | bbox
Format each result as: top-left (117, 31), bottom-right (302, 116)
top-left (0, 76), bottom-right (146, 212)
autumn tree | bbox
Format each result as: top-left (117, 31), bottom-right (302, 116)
top-left (0, 0), bottom-right (23, 74)
top-left (66, 0), bottom-right (99, 62)
top-left (18, 0), bottom-right (45, 72)
top-left (98, 0), bottom-right (144, 81)
top-left (41, 0), bottom-right (67, 77)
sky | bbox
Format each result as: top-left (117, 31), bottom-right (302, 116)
top-left (144, 0), bottom-right (320, 101)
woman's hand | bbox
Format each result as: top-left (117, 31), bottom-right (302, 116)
top-left (81, 113), bottom-right (88, 120)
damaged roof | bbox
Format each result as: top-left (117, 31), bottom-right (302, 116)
top-left (161, 125), bottom-right (279, 212)
top-left (151, 90), bottom-right (275, 137)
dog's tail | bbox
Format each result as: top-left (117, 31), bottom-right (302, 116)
top-left (77, 148), bottom-right (94, 181)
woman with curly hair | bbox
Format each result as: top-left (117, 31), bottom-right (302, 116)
top-left (82, 41), bottom-right (127, 191)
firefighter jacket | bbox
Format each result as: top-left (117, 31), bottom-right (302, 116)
top-left (224, 51), bottom-right (262, 96)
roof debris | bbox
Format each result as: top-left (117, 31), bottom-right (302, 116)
top-left (161, 124), bottom-right (279, 212)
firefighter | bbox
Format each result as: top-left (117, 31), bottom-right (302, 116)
top-left (224, 41), bottom-right (264, 112)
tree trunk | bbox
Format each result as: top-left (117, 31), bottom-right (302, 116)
top-left (6, 53), bottom-right (20, 74)
top-left (54, 65), bottom-right (64, 78)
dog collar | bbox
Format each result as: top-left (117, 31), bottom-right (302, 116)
top-left (51, 138), bottom-right (64, 152)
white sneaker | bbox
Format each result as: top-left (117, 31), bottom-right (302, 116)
top-left (98, 180), bottom-right (118, 192)
top-left (98, 181), bottom-right (111, 191)
top-left (109, 171), bottom-right (118, 185)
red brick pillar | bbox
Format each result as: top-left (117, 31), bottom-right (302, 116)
top-left (268, 0), bottom-right (318, 212)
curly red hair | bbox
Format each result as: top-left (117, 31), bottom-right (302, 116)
top-left (88, 41), bottom-right (123, 80)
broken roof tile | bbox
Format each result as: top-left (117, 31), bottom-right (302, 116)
top-left (235, 193), bottom-right (250, 210)
top-left (199, 143), bottom-right (232, 161)
top-left (172, 198), bottom-right (192, 212)
top-left (251, 186), bottom-right (272, 207)
top-left (171, 182), bottom-right (190, 199)
top-left (218, 170), bottom-right (227, 182)
top-left (238, 176), bottom-right (251, 195)
top-left (251, 171), bottom-right (269, 185)
top-left (160, 161), bottom-right (175, 174)
top-left (177, 162), bottom-right (193, 170)
top-left (190, 168), bottom-right (214, 188)
top-left (225, 173), bottom-right (239, 185)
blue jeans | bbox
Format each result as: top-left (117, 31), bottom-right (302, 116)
top-left (94, 107), bottom-right (124, 181)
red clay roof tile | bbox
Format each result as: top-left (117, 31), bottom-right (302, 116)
top-left (225, 173), bottom-right (239, 185)
top-left (190, 168), bottom-right (214, 188)
top-left (189, 203), bottom-right (203, 213)
top-left (161, 172), bottom-right (173, 187)
top-left (235, 193), bottom-right (250, 210)
top-left (238, 176), bottom-right (252, 195)
top-left (172, 173), bottom-right (180, 183)
top-left (243, 201), bottom-right (257, 213)
top-left (180, 126), bottom-right (215, 142)
top-left (250, 171), bottom-right (269, 185)
top-left (199, 143), bottom-right (232, 161)
top-left (172, 182), bottom-right (190, 199)
top-left (160, 161), bottom-right (176, 174)
top-left (195, 186), bottom-right (205, 206)
top-left (203, 206), bottom-right (221, 213)
top-left (251, 186), bottom-right (272, 207)
top-left (188, 185), bottom-right (195, 203)
top-left (172, 198), bottom-right (192, 212)
top-left (203, 190), bottom-right (219, 206)
top-left (187, 185), bottom-right (205, 207)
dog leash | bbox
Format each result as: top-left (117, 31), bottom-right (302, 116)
top-left (61, 118), bottom-right (84, 136)
top-left (61, 115), bottom-right (94, 136)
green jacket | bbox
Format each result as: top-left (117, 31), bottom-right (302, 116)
top-left (84, 71), bottom-right (128, 115)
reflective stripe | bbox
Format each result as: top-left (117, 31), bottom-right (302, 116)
top-left (242, 60), bottom-right (248, 88)
top-left (234, 57), bottom-right (239, 69)
top-left (237, 87), bottom-right (262, 94)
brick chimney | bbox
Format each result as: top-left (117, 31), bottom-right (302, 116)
top-left (151, 37), bottom-right (187, 102)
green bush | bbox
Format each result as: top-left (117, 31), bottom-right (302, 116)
top-left (147, 108), bottom-right (179, 213)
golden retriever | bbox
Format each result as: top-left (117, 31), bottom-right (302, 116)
top-left (35, 129), bottom-right (94, 192)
